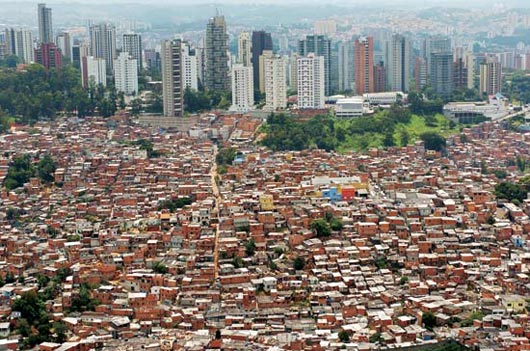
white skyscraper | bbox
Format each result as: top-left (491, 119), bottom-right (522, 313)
top-left (264, 55), bottom-right (287, 111)
top-left (297, 54), bottom-right (325, 109)
top-left (114, 52), bottom-right (138, 96)
top-left (182, 42), bottom-right (198, 91)
top-left (81, 56), bottom-right (106, 88)
top-left (122, 33), bottom-right (142, 72)
top-left (230, 64), bottom-right (254, 112)
top-left (238, 32), bottom-right (252, 67)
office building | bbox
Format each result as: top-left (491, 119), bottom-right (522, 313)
top-left (335, 97), bottom-right (364, 118)
top-left (299, 35), bottom-right (332, 95)
top-left (114, 52), bottom-right (138, 96)
top-left (355, 37), bottom-right (374, 95)
top-left (230, 64), bottom-right (254, 112)
top-left (338, 40), bottom-right (355, 92)
top-left (264, 55), bottom-right (287, 111)
top-left (386, 34), bottom-right (411, 92)
top-left (297, 54), bottom-right (325, 109)
top-left (251, 31), bottom-right (273, 91)
top-left (430, 52), bottom-right (454, 97)
top-left (122, 33), bottom-right (143, 72)
top-left (161, 39), bottom-right (184, 117)
top-left (81, 56), bottom-right (106, 88)
top-left (89, 23), bottom-right (117, 72)
top-left (182, 42), bottom-right (198, 91)
top-left (56, 32), bottom-right (71, 62)
top-left (35, 42), bottom-right (62, 70)
top-left (238, 32), bottom-right (252, 67)
top-left (72, 42), bottom-right (90, 69)
top-left (205, 15), bottom-right (230, 91)
top-left (479, 58), bottom-right (502, 96)
top-left (37, 3), bottom-right (53, 44)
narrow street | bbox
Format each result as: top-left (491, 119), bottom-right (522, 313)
top-left (210, 144), bottom-right (221, 280)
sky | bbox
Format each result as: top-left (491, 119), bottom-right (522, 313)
top-left (0, 0), bottom-right (527, 6)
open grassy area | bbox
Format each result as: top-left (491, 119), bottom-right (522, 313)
top-left (335, 113), bottom-right (460, 153)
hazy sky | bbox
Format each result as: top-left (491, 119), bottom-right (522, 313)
top-left (0, 0), bottom-right (527, 6)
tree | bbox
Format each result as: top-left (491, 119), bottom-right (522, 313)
top-left (69, 284), bottom-right (99, 312)
top-left (216, 147), bottom-right (237, 166)
top-left (129, 98), bottom-right (143, 116)
top-left (338, 330), bottom-right (350, 343)
top-left (37, 154), bottom-right (57, 183)
top-left (3, 154), bottom-right (35, 190)
top-left (293, 256), bottom-right (306, 270)
top-left (495, 181), bottom-right (526, 202)
top-left (53, 322), bottom-right (68, 343)
top-left (330, 218), bottom-right (343, 231)
top-left (311, 219), bottom-right (331, 238)
top-left (152, 261), bottom-right (169, 274)
top-left (423, 311), bottom-right (436, 330)
top-left (420, 132), bottom-right (446, 151)
top-left (245, 239), bottom-right (256, 257)
top-left (399, 129), bottom-right (410, 146)
top-left (399, 276), bottom-right (409, 285)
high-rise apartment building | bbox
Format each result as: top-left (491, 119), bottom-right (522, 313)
top-left (37, 3), bottom-right (53, 44)
top-left (238, 32), bottom-right (252, 67)
top-left (161, 39), bottom-right (184, 118)
top-left (414, 57), bottom-right (428, 91)
top-left (264, 55), bottom-right (287, 112)
top-left (72, 42), bottom-right (90, 69)
top-left (314, 20), bottom-right (337, 37)
top-left (258, 50), bottom-right (274, 93)
top-left (181, 42), bottom-right (198, 91)
top-left (122, 33), bottom-right (143, 72)
top-left (251, 31), bottom-right (273, 91)
top-left (338, 40), bottom-right (355, 92)
top-left (81, 56), bottom-right (106, 88)
top-left (5, 28), bottom-right (34, 63)
top-left (423, 36), bottom-right (451, 74)
top-left (430, 52), bottom-right (454, 97)
top-left (479, 58), bottom-right (502, 96)
top-left (144, 49), bottom-right (161, 73)
top-left (373, 62), bottom-right (386, 93)
top-left (289, 53), bottom-right (299, 91)
top-left (299, 35), bottom-right (332, 95)
top-left (56, 32), bottom-right (71, 62)
top-left (464, 52), bottom-right (476, 90)
top-left (230, 64), bottom-right (254, 112)
top-left (297, 54), bottom-right (325, 109)
top-left (205, 15), bottom-right (230, 91)
top-left (114, 52), bottom-right (138, 96)
top-left (89, 23), bottom-right (117, 72)
top-left (453, 58), bottom-right (468, 92)
top-left (354, 37), bottom-right (374, 95)
top-left (35, 42), bottom-right (62, 70)
top-left (386, 34), bottom-right (410, 92)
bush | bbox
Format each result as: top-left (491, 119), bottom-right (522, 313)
top-left (293, 257), bottom-right (305, 270)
